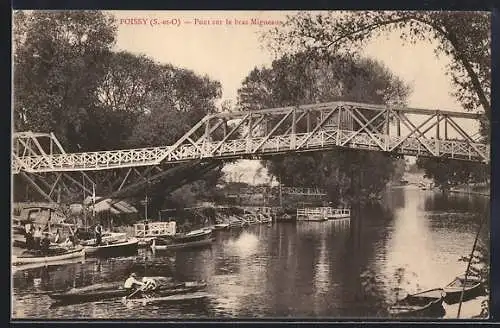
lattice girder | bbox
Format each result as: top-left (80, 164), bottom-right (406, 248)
top-left (12, 102), bottom-right (489, 175)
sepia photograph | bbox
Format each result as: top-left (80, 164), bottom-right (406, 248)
top-left (11, 10), bottom-right (491, 320)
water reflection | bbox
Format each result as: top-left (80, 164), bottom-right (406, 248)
top-left (12, 187), bottom-right (489, 319)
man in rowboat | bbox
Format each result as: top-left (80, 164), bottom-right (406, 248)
top-left (124, 273), bottom-right (145, 293)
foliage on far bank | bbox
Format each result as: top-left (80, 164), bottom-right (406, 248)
top-left (416, 157), bottom-right (489, 191)
top-left (262, 10), bottom-right (491, 194)
top-left (237, 53), bottom-right (410, 205)
top-left (12, 11), bottom-right (224, 211)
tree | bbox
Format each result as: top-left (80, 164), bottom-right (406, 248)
top-left (13, 11), bottom-right (224, 209)
top-left (237, 53), bottom-right (409, 205)
top-left (265, 11), bottom-right (490, 130)
top-left (89, 52), bottom-right (164, 150)
top-left (127, 65), bottom-right (222, 148)
top-left (416, 157), bottom-right (488, 191)
top-left (13, 11), bottom-right (117, 149)
top-left (264, 11), bottom-right (491, 190)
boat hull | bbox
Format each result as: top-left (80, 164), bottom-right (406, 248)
top-left (211, 224), bottom-right (229, 231)
top-left (388, 288), bottom-right (446, 318)
top-left (12, 247), bottom-right (85, 265)
top-left (444, 279), bottom-right (485, 304)
top-left (49, 281), bottom-right (207, 304)
top-left (151, 238), bottom-right (215, 251)
top-left (83, 238), bottom-right (139, 256)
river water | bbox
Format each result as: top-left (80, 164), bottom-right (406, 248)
top-left (12, 186), bottom-right (489, 319)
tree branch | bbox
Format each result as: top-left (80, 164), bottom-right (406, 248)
top-left (408, 16), bottom-right (490, 113)
top-left (322, 16), bottom-right (411, 50)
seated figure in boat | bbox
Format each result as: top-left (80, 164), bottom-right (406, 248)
top-left (124, 272), bottom-right (145, 292)
top-left (61, 235), bottom-right (76, 249)
top-left (142, 277), bottom-right (157, 291)
top-left (40, 232), bottom-right (51, 253)
top-left (33, 226), bottom-right (42, 250)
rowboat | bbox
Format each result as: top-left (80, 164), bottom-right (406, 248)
top-left (443, 275), bottom-right (484, 304)
top-left (12, 246), bottom-right (85, 265)
top-left (12, 257), bottom-right (86, 272)
top-left (151, 237), bottom-right (215, 251)
top-left (49, 278), bottom-right (207, 304)
top-left (83, 238), bottom-right (139, 256)
top-left (211, 223), bottom-right (229, 231)
top-left (79, 232), bottom-right (128, 246)
top-left (124, 291), bottom-right (209, 304)
top-left (228, 216), bottom-right (246, 229)
top-left (388, 288), bottom-right (446, 318)
top-left (151, 228), bottom-right (214, 251)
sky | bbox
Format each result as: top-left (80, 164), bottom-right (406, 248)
top-left (110, 10), bottom-right (480, 184)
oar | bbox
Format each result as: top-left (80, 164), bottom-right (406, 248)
top-left (122, 286), bottom-right (145, 302)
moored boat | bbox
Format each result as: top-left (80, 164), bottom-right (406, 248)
top-left (12, 246), bottom-right (85, 265)
top-left (388, 288), bottom-right (446, 318)
top-left (151, 228), bottom-right (214, 251)
top-left (79, 232), bottom-right (128, 246)
top-left (12, 257), bottom-right (86, 272)
top-left (228, 216), bottom-right (246, 229)
top-left (83, 237), bottom-right (139, 256)
top-left (49, 278), bottom-right (207, 304)
top-left (211, 223), bottom-right (230, 231)
top-left (443, 275), bottom-right (485, 304)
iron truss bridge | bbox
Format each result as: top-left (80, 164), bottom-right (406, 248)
top-left (12, 101), bottom-right (489, 203)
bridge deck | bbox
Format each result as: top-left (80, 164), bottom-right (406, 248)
top-left (13, 102), bottom-right (489, 174)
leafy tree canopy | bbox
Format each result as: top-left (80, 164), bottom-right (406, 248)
top-left (237, 52), bottom-right (409, 205)
top-left (264, 11), bottom-right (490, 136)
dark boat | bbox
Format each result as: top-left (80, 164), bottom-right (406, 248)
top-left (151, 228), bottom-right (214, 251)
top-left (443, 275), bottom-right (485, 304)
top-left (82, 237), bottom-right (139, 257)
top-left (388, 288), bottom-right (446, 318)
top-left (49, 278), bottom-right (207, 304)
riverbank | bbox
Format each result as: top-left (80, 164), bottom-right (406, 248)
top-left (449, 183), bottom-right (490, 197)
top-left (449, 189), bottom-right (490, 197)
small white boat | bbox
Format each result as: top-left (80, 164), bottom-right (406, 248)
top-left (83, 238), bottom-right (139, 256)
top-left (12, 256), bottom-right (86, 272)
top-left (211, 223), bottom-right (229, 231)
top-left (80, 232), bottom-right (127, 246)
top-left (12, 246), bottom-right (85, 265)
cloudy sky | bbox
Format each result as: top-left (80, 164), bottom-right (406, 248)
top-left (111, 10), bottom-right (479, 184)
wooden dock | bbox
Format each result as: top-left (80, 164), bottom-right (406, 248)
top-left (296, 207), bottom-right (351, 222)
top-left (134, 221), bottom-right (177, 244)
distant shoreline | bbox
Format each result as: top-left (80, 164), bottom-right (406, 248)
top-left (448, 188), bottom-right (490, 197)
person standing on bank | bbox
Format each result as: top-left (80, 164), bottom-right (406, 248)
top-left (94, 223), bottom-right (103, 246)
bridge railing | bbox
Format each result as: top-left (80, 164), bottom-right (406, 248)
top-left (297, 207), bottom-right (351, 218)
top-left (13, 102), bottom-right (490, 173)
top-left (134, 221), bottom-right (176, 238)
top-left (12, 128), bottom-right (489, 173)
